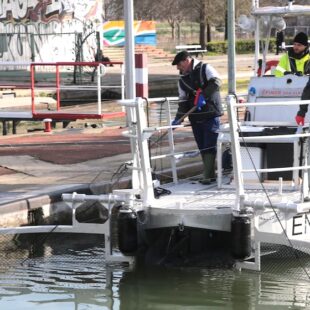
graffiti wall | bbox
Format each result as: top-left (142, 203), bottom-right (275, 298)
top-left (0, 0), bottom-right (102, 63)
top-left (103, 21), bottom-right (156, 46)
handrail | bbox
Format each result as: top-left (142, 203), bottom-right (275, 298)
top-left (242, 165), bottom-right (310, 174)
top-left (118, 97), bottom-right (196, 185)
top-left (233, 99), bottom-right (310, 107)
top-left (240, 132), bottom-right (310, 142)
top-left (226, 94), bottom-right (310, 196)
top-left (29, 61), bottom-right (124, 117)
top-left (223, 94), bottom-right (310, 211)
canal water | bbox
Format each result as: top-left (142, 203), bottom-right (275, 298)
top-left (0, 100), bottom-right (309, 308)
top-left (0, 234), bottom-right (309, 309)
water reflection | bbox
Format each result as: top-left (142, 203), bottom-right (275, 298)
top-left (0, 235), bottom-right (309, 309)
top-left (118, 266), bottom-right (310, 310)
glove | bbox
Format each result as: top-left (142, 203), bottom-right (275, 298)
top-left (284, 71), bottom-right (292, 75)
top-left (295, 115), bottom-right (305, 126)
top-left (197, 94), bottom-right (206, 111)
top-left (171, 119), bottom-right (179, 126)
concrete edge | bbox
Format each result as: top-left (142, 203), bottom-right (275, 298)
top-left (0, 161), bottom-right (204, 228)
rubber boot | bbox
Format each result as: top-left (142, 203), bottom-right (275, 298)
top-left (200, 153), bottom-right (216, 185)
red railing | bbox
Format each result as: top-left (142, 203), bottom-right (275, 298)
top-left (30, 61), bottom-right (125, 120)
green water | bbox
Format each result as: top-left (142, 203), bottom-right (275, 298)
top-left (0, 235), bottom-right (309, 310)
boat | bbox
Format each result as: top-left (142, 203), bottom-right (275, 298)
top-left (242, 1), bottom-right (310, 123)
top-left (0, 0), bottom-right (310, 274)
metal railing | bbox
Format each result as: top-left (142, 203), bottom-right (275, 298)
top-left (225, 95), bottom-right (310, 211)
top-left (30, 61), bottom-right (125, 116)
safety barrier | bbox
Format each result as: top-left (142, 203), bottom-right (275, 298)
top-left (30, 61), bottom-right (125, 120)
top-left (0, 61), bottom-right (126, 134)
top-left (223, 96), bottom-right (310, 210)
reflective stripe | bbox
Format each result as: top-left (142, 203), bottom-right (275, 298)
top-left (275, 65), bottom-right (286, 72)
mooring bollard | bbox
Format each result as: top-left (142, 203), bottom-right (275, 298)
top-left (43, 118), bottom-right (52, 133)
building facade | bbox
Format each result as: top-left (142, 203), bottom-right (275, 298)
top-left (0, 0), bottom-right (102, 63)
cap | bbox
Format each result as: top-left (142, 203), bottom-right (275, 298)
top-left (293, 32), bottom-right (308, 46)
top-left (172, 50), bottom-right (190, 65)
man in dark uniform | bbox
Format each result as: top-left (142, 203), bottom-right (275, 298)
top-left (295, 78), bottom-right (310, 200)
top-left (171, 51), bottom-right (223, 184)
top-left (296, 77), bottom-right (310, 125)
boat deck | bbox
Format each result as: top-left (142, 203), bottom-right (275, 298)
top-left (144, 178), bottom-right (303, 230)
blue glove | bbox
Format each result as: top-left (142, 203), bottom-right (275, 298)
top-left (171, 119), bottom-right (179, 126)
top-left (197, 93), bottom-right (206, 111)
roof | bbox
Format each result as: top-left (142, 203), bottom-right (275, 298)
top-left (252, 5), bottom-right (310, 17)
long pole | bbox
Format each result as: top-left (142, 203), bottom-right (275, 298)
top-left (227, 0), bottom-right (236, 94)
top-left (124, 0), bottom-right (138, 188)
top-left (124, 0), bottom-right (136, 100)
top-left (151, 104), bottom-right (197, 147)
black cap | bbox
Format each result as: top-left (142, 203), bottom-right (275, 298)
top-left (172, 50), bottom-right (190, 65)
top-left (294, 32), bottom-right (308, 46)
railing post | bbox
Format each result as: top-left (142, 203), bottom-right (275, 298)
top-left (30, 63), bottom-right (35, 115)
top-left (97, 64), bottom-right (103, 115)
top-left (135, 97), bottom-right (155, 205)
top-left (121, 64), bottom-right (125, 101)
top-left (165, 98), bottom-right (178, 183)
top-left (56, 64), bottom-right (60, 111)
top-left (302, 136), bottom-right (310, 200)
top-left (227, 95), bottom-right (245, 212)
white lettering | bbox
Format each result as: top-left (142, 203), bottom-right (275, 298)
top-left (0, 0), bottom-right (37, 20)
top-left (13, 0), bottom-right (37, 19)
top-left (45, 0), bottom-right (61, 16)
top-left (0, 0), bottom-right (13, 20)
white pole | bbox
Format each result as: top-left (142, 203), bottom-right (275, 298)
top-left (227, 0), bottom-right (236, 94)
top-left (135, 98), bottom-right (155, 205)
top-left (165, 99), bottom-right (178, 183)
top-left (227, 95), bottom-right (245, 212)
top-left (124, 0), bottom-right (136, 100)
top-left (261, 16), bottom-right (273, 76)
top-left (253, 0), bottom-right (260, 76)
top-left (121, 64), bottom-right (125, 100)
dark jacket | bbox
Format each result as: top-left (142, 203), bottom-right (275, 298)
top-left (176, 61), bottom-right (223, 122)
top-left (276, 31), bottom-right (284, 45)
top-left (297, 78), bottom-right (310, 117)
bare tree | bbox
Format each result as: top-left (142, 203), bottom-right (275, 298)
top-left (134, 0), bottom-right (158, 19)
top-left (103, 0), bottom-right (123, 20)
top-left (190, 0), bottom-right (226, 47)
top-left (157, 0), bottom-right (187, 41)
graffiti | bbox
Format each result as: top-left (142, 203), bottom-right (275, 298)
top-left (0, 0), bottom-right (100, 23)
top-left (0, 22), bottom-right (96, 62)
top-left (1, 0), bottom-right (71, 23)
top-left (103, 20), bottom-right (156, 46)
top-left (0, 0), bottom-right (101, 63)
